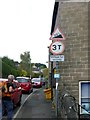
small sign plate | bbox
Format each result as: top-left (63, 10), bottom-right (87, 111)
top-left (54, 74), bottom-right (60, 78)
top-left (50, 55), bottom-right (64, 61)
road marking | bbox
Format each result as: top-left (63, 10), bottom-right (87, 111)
top-left (13, 92), bottom-right (33, 119)
top-left (13, 89), bottom-right (39, 119)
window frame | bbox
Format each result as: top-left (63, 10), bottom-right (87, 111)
top-left (79, 81), bottom-right (90, 114)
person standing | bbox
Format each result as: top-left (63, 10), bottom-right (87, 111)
top-left (2, 75), bottom-right (15, 120)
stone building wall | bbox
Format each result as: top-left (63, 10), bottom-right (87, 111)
top-left (54, 2), bottom-right (89, 102)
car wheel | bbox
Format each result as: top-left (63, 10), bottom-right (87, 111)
top-left (17, 95), bottom-right (22, 106)
top-left (31, 88), bottom-right (33, 93)
top-left (28, 89), bottom-right (31, 94)
top-left (31, 88), bottom-right (33, 92)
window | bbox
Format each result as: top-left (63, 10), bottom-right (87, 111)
top-left (16, 78), bottom-right (29, 83)
top-left (79, 81), bottom-right (90, 114)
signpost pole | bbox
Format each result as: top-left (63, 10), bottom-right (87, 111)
top-left (56, 61), bottom-right (59, 117)
top-left (49, 27), bottom-right (65, 118)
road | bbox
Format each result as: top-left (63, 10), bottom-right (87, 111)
top-left (2, 88), bottom-right (40, 119)
top-left (2, 87), bottom-right (55, 119)
top-left (13, 87), bottom-right (55, 118)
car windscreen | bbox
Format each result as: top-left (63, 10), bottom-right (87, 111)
top-left (32, 78), bottom-right (40, 82)
top-left (16, 78), bottom-right (29, 83)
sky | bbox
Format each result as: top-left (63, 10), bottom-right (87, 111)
top-left (0, 0), bottom-right (55, 66)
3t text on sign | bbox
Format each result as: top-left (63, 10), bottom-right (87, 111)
top-left (50, 41), bottom-right (65, 55)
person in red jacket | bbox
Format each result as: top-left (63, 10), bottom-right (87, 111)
top-left (2, 75), bottom-right (15, 120)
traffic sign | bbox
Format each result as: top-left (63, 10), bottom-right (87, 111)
top-left (50, 41), bottom-right (65, 55)
top-left (49, 27), bottom-right (65, 40)
top-left (50, 55), bottom-right (64, 61)
top-left (54, 74), bottom-right (60, 79)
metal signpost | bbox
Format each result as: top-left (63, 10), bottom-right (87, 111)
top-left (50, 55), bottom-right (64, 116)
top-left (49, 40), bottom-right (65, 117)
top-left (55, 61), bottom-right (59, 117)
top-left (49, 27), bottom-right (65, 117)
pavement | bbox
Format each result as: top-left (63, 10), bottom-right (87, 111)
top-left (15, 87), bottom-right (56, 119)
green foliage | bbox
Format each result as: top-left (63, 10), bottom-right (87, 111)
top-left (2, 61), bottom-right (20, 78)
top-left (32, 73), bottom-right (40, 78)
top-left (45, 75), bottom-right (48, 80)
top-left (35, 63), bottom-right (47, 69)
top-left (2, 56), bottom-right (17, 69)
top-left (20, 70), bottom-right (27, 76)
top-left (1, 53), bottom-right (47, 79)
top-left (42, 68), bottom-right (48, 77)
top-left (20, 51), bottom-right (31, 76)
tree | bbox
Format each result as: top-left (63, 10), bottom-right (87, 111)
top-left (35, 63), bottom-right (47, 69)
top-left (42, 68), bottom-right (48, 78)
top-left (2, 56), bottom-right (20, 78)
top-left (42, 68), bottom-right (49, 88)
top-left (20, 70), bottom-right (27, 76)
top-left (2, 56), bottom-right (17, 69)
top-left (20, 51), bottom-right (31, 76)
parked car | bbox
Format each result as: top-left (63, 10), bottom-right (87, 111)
top-left (0, 78), bottom-right (22, 108)
top-left (31, 78), bottom-right (42, 88)
top-left (16, 77), bottom-right (33, 93)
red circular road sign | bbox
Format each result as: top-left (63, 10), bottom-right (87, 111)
top-left (50, 41), bottom-right (65, 55)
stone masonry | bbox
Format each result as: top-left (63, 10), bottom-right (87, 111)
top-left (54, 2), bottom-right (89, 102)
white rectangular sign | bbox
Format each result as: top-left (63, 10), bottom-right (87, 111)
top-left (54, 74), bottom-right (60, 78)
top-left (50, 55), bottom-right (64, 62)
